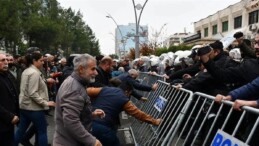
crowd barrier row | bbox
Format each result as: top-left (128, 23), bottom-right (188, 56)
top-left (131, 72), bottom-right (166, 109)
top-left (124, 72), bottom-right (259, 146)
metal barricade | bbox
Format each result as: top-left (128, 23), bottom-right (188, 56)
top-left (127, 72), bottom-right (259, 146)
top-left (168, 92), bottom-right (259, 146)
top-left (131, 72), bottom-right (166, 109)
top-left (130, 80), bottom-right (193, 146)
top-left (138, 72), bottom-right (165, 85)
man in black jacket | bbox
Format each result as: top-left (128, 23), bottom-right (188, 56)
top-left (117, 69), bottom-right (158, 101)
top-left (202, 31), bottom-right (259, 146)
top-left (0, 53), bottom-right (19, 146)
top-left (164, 45), bottom-right (202, 82)
top-left (233, 31), bottom-right (256, 59)
top-left (179, 41), bottom-right (239, 95)
top-left (7, 54), bottom-right (23, 94)
top-left (200, 30), bottom-right (259, 86)
top-left (90, 56), bottom-right (113, 87)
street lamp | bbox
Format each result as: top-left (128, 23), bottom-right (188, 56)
top-left (106, 13), bottom-right (126, 59)
top-left (132, 0), bottom-right (149, 59)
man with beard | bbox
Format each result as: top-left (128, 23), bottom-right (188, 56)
top-left (7, 54), bottom-right (23, 93)
top-left (0, 53), bottom-right (19, 146)
top-left (53, 54), bottom-right (105, 146)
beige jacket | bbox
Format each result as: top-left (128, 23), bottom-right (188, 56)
top-left (19, 65), bottom-right (49, 111)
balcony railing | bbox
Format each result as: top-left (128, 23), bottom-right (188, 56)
top-left (183, 33), bottom-right (201, 43)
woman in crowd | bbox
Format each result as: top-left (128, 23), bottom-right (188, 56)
top-left (14, 52), bottom-right (55, 146)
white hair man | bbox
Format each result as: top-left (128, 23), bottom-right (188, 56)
top-left (0, 53), bottom-right (19, 146)
top-left (54, 54), bottom-right (104, 146)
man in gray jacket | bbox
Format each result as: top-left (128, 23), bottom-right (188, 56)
top-left (53, 54), bottom-right (105, 146)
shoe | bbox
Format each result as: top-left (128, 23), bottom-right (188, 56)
top-left (20, 140), bottom-right (33, 146)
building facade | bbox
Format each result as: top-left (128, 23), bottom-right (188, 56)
top-left (184, 0), bottom-right (259, 45)
top-left (115, 23), bottom-right (148, 58)
top-left (163, 33), bottom-right (194, 48)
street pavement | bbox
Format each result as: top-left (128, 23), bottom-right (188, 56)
top-left (18, 110), bottom-right (134, 146)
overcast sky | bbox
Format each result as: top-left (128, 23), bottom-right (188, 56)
top-left (57, 0), bottom-right (241, 55)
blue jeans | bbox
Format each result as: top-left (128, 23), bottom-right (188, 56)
top-left (14, 110), bottom-right (48, 146)
top-left (92, 122), bottom-right (120, 146)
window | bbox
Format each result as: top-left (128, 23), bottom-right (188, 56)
top-left (212, 25), bottom-right (217, 35)
top-left (249, 10), bottom-right (259, 25)
top-left (222, 21), bottom-right (228, 32)
top-left (204, 27), bottom-right (208, 37)
top-left (234, 16), bottom-right (242, 29)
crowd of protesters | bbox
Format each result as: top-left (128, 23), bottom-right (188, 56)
top-left (131, 30), bottom-right (259, 145)
top-left (1, 29), bottom-right (259, 146)
top-left (140, 30), bottom-right (259, 110)
top-left (0, 44), bottom-right (161, 145)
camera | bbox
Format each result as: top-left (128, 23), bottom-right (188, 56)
top-left (197, 46), bottom-right (212, 56)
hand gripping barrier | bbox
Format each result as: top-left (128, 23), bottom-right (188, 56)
top-left (130, 80), bottom-right (193, 146)
top-left (131, 72), bottom-right (166, 109)
top-left (168, 92), bottom-right (259, 146)
top-left (128, 72), bottom-right (259, 146)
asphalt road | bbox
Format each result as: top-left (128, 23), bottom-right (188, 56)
top-left (18, 110), bottom-right (133, 146)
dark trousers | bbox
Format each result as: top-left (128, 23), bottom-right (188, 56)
top-left (0, 127), bottom-right (14, 146)
top-left (20, 110), bottom-right (51, 146)
top-left (92, 122), bottom-right (120, 146)
top-left (21, 124), bottom-right (36, 146)
top-left (15, 110), bottom-right (48, 146)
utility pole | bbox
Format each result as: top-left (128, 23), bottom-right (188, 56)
top-left (132, 0), bottom-right (149, 59)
